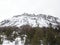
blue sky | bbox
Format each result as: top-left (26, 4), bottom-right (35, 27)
top-left (0, 0), bottom-right (60, 21)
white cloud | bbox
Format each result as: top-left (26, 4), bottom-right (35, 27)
top-left (0, 0), bottom-right (60, 21)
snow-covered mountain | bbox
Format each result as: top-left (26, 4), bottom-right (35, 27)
top-left (0, 13), bottom-right (60, 27)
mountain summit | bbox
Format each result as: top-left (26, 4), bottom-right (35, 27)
top-left (0, 13), bottom-right (60, 27)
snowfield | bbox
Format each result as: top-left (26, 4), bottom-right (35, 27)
top-left (2, 36), bottom-right (26, 45)
top-left (0, 13), bottom-right (60, 28)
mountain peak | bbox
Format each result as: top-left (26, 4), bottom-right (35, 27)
top-left (0, 13), bottom-right (60, 27)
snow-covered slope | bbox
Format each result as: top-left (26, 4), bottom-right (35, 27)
top-left (0, 13), bottom-right (60, 27)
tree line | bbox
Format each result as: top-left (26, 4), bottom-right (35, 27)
top-left (0, 24), bottom-right (60, 45)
